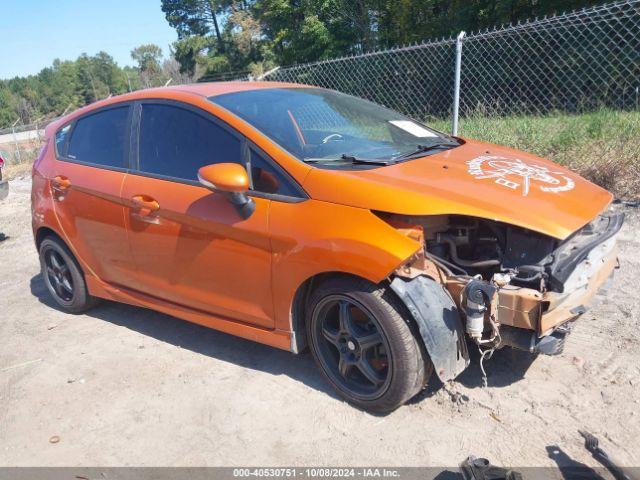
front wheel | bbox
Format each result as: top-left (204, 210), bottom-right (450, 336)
top-left (307, 277), bottom-right (431, 413)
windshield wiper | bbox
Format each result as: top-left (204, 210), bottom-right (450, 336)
top-left (393, 142), bottom-right (458, 160)
top-left (303, 154), bottom-right (396, 166)
top-left (340, 154), bottom-right (396, 165)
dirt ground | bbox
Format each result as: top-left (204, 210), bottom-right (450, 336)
top-left (1, 176), bottom-right (638, 470)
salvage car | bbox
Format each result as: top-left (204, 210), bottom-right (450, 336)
top-left (32, 83), bottom-right (623, 412)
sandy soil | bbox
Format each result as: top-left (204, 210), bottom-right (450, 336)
top-left (0, 176), bottom-right (638, 470)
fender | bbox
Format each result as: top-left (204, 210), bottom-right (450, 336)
top-left (269, 199), bottom-right (421, 333)
top-left (390, 275), bottom-right (469, 382)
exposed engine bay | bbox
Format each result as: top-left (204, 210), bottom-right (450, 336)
top-left (383, 210), bottom-right (624, 385)
top-left (422, 214), bottom-right (556, 290)
top-left (385, 212), bottom-right (622, 292)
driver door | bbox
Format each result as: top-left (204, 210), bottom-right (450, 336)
top-left (122, 101), bottom-right (274, 328)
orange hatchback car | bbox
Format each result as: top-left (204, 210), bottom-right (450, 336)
top-left (32, 82), bottom-right (623, 412)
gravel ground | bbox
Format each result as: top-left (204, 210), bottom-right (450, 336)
top-left (0, 176), bottom-right (638, 471)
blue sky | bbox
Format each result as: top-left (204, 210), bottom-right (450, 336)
top-left (0, 0), bottom-right (177, 79)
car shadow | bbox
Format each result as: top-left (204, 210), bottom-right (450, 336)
top-left (455, 343), bottom-right (538, 389)
top-left (29, 273), bottom-right (338, 401)
top-left (407, 340), bottom-right (537, 407)
top-left (30, 273), bottom-right (541, 409)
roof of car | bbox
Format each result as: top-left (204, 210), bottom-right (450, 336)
top-left (44, 81), bottom-right (313, 136)
top-left (166, 81), bottom-right (312, 97)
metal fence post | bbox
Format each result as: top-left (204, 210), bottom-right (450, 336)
top-left (451, 31), bottom-right (466, 136)
top-left (11, 119), bottom-right (22, 164)
top-left (257, 66), bottom-right (280, 81)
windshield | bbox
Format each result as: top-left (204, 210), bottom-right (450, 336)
top-left (210, 88), bottom-right (457, 166)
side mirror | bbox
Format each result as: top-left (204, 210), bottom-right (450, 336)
top-left (198, 163), bottom-right (255, 219)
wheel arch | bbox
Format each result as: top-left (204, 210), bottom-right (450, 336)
top-left (291, 271), bottom-right (471, 384)
top-left (35, 226), bottom-right (65, 250)
top-left (290, 271), bottom-right (378, 353)
top-left (35, 226), bottom-right (89, 277)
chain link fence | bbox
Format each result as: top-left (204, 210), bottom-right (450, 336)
top-left (264, 0), bottom-right (640, 125)
top-left (261, 0), bottom-right (639, 199)
top-left (265, 38), bottom-right (457, 122)
top-left (0, 121), bottom-right (47, 176)
top-left (199, 69), bottom-right (253, 83)
top-left (2, 1), bottom-right (638, 194)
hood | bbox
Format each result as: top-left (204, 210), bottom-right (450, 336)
top-left (302, 138), bottom-right (612, 240)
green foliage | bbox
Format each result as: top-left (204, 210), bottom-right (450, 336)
top-left (161, 0), bottom-right (602, 78)
top-left (131, 44), bottom-right (169, 88)
top-left (0, 0), bottom-right (608, 129)
top-left (0, 49), bottom-right (160, 128)
top-left (131, 44), bottom-right (164, 73)
top-left (172, 35), bottom-right (212, 76)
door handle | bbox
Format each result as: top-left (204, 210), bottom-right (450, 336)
top-left (52, 176), bottom-right (71, 191)
top-left (131, 195), bottom-right (160, 216)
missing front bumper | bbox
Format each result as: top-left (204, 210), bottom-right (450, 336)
top-left (488, 217), bottom-right (620, 337)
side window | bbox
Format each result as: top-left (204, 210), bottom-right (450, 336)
top-left (55, 124), bottom-right (71, 157)
top-left (249, 149), bottom-right (300, 197)
top-left (138, 104), bottom-right (242, 181)
top-left (67, 107), bottom-right (129, 168)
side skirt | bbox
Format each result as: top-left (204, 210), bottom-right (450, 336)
top-left (85, 275), bottom-right (292, 351)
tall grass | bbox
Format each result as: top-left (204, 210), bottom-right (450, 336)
top-left (0, 139), bottom-right (41, 181)
top-left (431, 109), bottom-right (640, 199)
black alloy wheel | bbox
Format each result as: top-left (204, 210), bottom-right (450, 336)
top-left (38, 236), bottom-right (99, 313)
top-left (312, 295), bottom-right (393, 401)
top-left (44, 249), bottom-right (74, 303)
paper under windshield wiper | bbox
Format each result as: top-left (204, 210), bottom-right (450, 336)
top-left (393, 142), bottom-right (457, 160)
top-left (303, 154), bottom-right (396, 165)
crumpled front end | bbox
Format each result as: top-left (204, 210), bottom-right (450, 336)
top-left (384, 209), bottom-right (624, 382)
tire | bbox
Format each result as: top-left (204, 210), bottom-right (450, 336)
top-left (306, 276), bottom-right (432, 413)
top-left (39, 236), bottom-right (99, 313)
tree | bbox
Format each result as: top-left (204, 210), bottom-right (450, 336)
top-left (131, 44), bottom-right (164, 74)
top-left (0, 0), bottom-right (606, 129)
top-left (161, 0), bottom-right (230, 53)
top-left (172, 35), bottom-right (211, 77)
top-left (0, 50), bottom-right (172, 129)
top-left (251, 0), bottom-right (360, 64)
top-left (131, 44), bottom-right (166, 88)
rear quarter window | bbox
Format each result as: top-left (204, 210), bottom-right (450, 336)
top-left (67, 106), bottom-right (130, 168)
top-left (55, 124), bottom-right (71, 157)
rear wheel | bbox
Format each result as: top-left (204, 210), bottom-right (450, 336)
top-left (39, 236), bottom-right (99, 313)
top-left (307, 277), bottom-right (431, 413)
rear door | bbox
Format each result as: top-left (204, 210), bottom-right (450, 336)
top-left (52, 104), bottom-right (136, 285)
top-left (121, 101), bottom-right (278, 328)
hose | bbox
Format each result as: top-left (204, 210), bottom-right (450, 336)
top-left (438, 234), bottom-right (501, 268)
top-left (512, 264), bottom-right (545, 284)
top-left (425, 251), bottom-right (469, 276)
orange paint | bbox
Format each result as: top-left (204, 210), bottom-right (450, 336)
top-left (198, 163), bottom-right (250, 192)
top-left (33, 82), bottom-right (613, 352)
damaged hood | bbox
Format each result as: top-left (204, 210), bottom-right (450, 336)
top-left (302, 138), bottom-right (612, 239)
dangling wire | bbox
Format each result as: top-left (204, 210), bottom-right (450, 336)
top-left (479, 346), bottom-right (496, 388)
